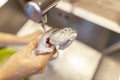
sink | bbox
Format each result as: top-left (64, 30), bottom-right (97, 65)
top-left (47, 8), bottom-right (111, 51)
top-left (0, 0), bottom-right (28, 34)
top-left (31, 41), bottom-right (101, 80)
top-left (0, 0), bottom-right (120, 80)
top-left (0, 0), bottom-right (111, 50)
top-left (17, 20), bottom-right (102, 80)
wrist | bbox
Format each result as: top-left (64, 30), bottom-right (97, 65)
top-left (0, 64), bottom-right (22, 80)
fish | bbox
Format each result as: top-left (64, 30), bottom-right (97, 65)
top-left (35, 27), bottom-right (78, 54)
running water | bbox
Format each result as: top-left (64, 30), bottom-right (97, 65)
top-left (41, 15), bottom-right (47, 33)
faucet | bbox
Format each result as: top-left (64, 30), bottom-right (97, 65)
top-left (18, 0), bottom-right (78, 54)
top-left (21, 0), bottom-right (60, 23)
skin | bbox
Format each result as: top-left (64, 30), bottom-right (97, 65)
top-left (0, 30), bottom-right (43, 47)
top-left (0, 31), bottom-right (56, 80)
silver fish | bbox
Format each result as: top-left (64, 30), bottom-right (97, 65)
top-left (35, 27), bottom-right (78, 54)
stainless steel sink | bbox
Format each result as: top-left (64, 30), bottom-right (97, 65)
top-left (17, 20), bottom-right (102, 80)
top-left (0, 0), bottom-right (112, 50)
top-left (30, 41), bottom-right (101, 80)
top-left (0, 0), bottom-right (120, 80)
top-left (47, 8), bottom-right (111, 51)
top-left (0, 0), bottom-right (28, 34)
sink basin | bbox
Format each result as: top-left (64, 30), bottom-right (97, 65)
top-left (0, 0), bottom-right (111, 51)
top-left (31, 41), bottom-right (101, 80)
top-left (47, 8), bottom-right (111, 51)
top-left (17, 20), bottom-right (102, 80)
top-left (0, 0), bottom-right (28, 34)
top-left (1, 1), bottom-right (119, 80)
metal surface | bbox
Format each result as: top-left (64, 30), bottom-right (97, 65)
top-left (0, 0), bottom-right (8, 7)
top-left (56, 0), bottom-right (120, 33)
top-left (0, 0), bottom-right (28, 34)
top-left (24, 0), bottom-right (60, 23)
top-left (93, 50), bottom-right (120, 80)
top-left (1, 1), bottom-right (120, 80)
top-left (103, 41), bottom-right (120, 54)
top-left (31, 41), bottom-right (101, 80)
top-left (25, 2), bottom-right (42, 23)
top-left (47, 8), bottom-right (111, 51)
top-left (17, 20), bottom-right (102, 80)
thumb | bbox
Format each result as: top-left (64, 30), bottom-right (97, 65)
top-left (36, 48), bottom-right (57, 63)
top-left (24, 39), bottom-right (39, 54)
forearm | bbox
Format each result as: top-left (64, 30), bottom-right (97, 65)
top-left (0, 31), bottom-right (43, 46)
top-left (0, 32), bottom-right (26, 46)
top-left (0, 64), bottom-right (22, 80)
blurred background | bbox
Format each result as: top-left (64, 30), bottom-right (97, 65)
top-left (0, 0), bottom-right (120, 80)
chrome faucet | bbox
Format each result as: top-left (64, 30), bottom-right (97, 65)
top-left (21, 0), bottom-right (60, 23)
top-left (18, 0), bottom-right (78, 54)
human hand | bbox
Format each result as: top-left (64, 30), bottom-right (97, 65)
top-left (19, 30), bottom-right (43, 43)
top-left (0, 39), bottom-right (56, 80)
top-left (0, 30), bottom-right (43, 47)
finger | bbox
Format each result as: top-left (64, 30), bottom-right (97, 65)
top-left (33, 30), bottom-right (44, 34)
top-left (26, 30), bottom-right (43, 37)
top-left (30, 30), bottom-right (43, 39)
top-left (36, 67), bottom-right (46, 74)
top-left (36, 48), bottom-right (57, 65)
top-left (24, 39), bottom-right (40, 54)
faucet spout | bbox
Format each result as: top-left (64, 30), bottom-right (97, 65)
top-left (24, 0), bottom-right (60, 23)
